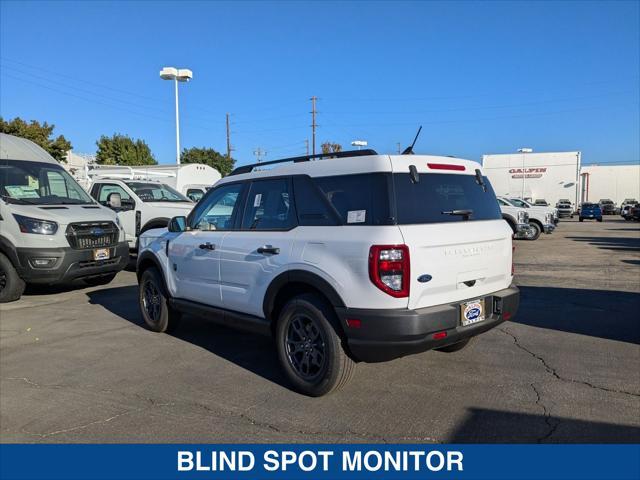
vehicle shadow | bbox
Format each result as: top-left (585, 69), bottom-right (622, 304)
top-left (86, 285), bottom-right (288, 389)
top-left (515, 286), bottom-right (640, 344)
top-left (449, 408), bottom-right (640, 443)
top-left (621, 259), bottom-right (640, 266)
top-left (565, 235), bottom-right (640, 253)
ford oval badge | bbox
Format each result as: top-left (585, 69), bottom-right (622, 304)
top-left (417, 274), bottom-right (432, 283)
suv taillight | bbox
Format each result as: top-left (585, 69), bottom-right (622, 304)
top-left (368, 245), bottom-right (410, 298)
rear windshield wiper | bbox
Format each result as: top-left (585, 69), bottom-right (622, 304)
top-left (442, 209), bottom-right (474, 220)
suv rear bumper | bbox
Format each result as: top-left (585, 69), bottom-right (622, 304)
top-left (15, 241), bottom-right (129, 284)
top-left (336, 285), bottom-right (519, 362)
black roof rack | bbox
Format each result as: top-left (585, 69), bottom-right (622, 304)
top-left (228, 149), bottom-right (379, 176)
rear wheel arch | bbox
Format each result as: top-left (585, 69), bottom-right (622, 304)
top-left (502, 214), bottom-right (517, 234)
top-left (264, 270), bottom-right (346, 333)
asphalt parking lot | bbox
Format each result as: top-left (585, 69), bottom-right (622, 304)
top-left (1, 217), bottom-right (639, 443)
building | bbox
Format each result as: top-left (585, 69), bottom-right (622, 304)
top-left (63, 150), bottom-right (96, 189)
top-left (579, 165), bottom-right (640, 205)
top-left (482, 150), bottom-right (581, 206)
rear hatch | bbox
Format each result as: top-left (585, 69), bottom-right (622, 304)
top-left (390, 156), bottom-right (513, 310)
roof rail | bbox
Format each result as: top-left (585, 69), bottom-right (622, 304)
top-left (228, 149), bottom-right (379, 176)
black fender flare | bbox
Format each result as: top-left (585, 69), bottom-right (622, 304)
top-left (140, 217), bottom-right (171, 234)
top-left (136, 250), bottom-right (167, 289)
top-left (501, 214), bottom-right (517, 233)
top-left (263, 269), bottom-right (346, 320)
top-left (0, 235), bottom-right (20, 268)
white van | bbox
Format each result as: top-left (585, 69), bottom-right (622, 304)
top-left (86, 163), bottom-right (221, 202)
top-left (0, 133), bottom-right (128, 303)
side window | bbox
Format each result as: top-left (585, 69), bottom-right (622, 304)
top-left (98, 184), bottom-right (131, 203)
top-left (497, 198), bottom-right (509, 207)
top-left (241, 179), bottom-right (296, 231)
top-left (190, 183), bottom-right (243, 231)
top-left (45, 171), bottom-right (73, 198)
top-left (292, 176), bottom-right (337, 226)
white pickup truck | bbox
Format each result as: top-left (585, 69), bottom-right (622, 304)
top-left (497, 198), bottom-right (533, 240)
top-left (500, 197), bottom-right (556, 240)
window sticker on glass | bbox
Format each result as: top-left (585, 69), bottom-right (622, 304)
top-left (347, 210), bottom-right (366, 223)
top-left (5, 186), bottom-right (40, 198)
top-left (253, 193), bottom-right (262, 207)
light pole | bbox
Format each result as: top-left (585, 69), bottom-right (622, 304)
top-left (160, 67), bottom-right (193, 165)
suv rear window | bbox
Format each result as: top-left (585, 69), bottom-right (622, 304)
top-left (392, 173), bottom-right (501, 224)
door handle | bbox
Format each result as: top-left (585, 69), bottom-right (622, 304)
top-left (257, 245), bottom-right (280, 255)
top-left (199, 242), bottom-right (215, 250)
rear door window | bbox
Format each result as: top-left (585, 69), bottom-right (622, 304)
top-left (241, 178), bottom-right (296, 230)
top-left (312, 173), bottom-right (393, 225)
top-left (393, 173), bottom-right (501, 224)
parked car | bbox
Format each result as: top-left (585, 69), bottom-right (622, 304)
top-left (0, 133), bottom-right (128, 303)
top-left (497, 198), bottom-right (532, 240)
top-left (621, 198), bottom-right (638, 210)
top-left (501, 197), bottom-right (556, 238)
top-left (88, 178), bottom-right (195, 251)
top-left (598, 199), bottom-right (616, 215)
top-left (555, 200), bottom-right (574, 218)
top-left (621, 203), bottom-right (638, 221)
top-left (137, 150), bottom-right (520, 396)
top-left (533, 199), bottom-right (549, 207)
top-left (579, 203), bottom-right (602, 222)
top-left (630, 204), bottom-right (640, 222)
top-left (507, 197), bottom-right (559, 226)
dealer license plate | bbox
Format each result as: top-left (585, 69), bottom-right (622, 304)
top-left (461, 298), bottom-right (485, 326)
top-left (93, 248), bottom-right (110, 261)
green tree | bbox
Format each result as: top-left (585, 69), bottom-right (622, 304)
top-left (0, 117), bottom-right (72, 162)
top-left (321, 141), bottom-right (343, 154)
top-left (95, 134), bottom-right (156, 166)
top-left (181, 147), bottom-right (236, 177)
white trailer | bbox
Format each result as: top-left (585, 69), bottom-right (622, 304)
top-left (85, 163), bottom-right (221, 201)
top-left (482, 151), bottom-right (581, 207)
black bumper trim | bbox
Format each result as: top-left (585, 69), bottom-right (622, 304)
top-left (15, 241), bottom-right (129, 284)
top-left (336, 285), bottom-right (520, 362)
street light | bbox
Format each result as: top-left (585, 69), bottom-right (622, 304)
top-left (160, 67), bottom-right (193, 165)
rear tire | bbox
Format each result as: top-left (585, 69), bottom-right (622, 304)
top-left (276, 293), bottom-right (356, 396)
top-left (597, 218), bottom-right (603, 222)
top-left (435, 338), bottom-right (473, 353)
top-left (83, 273), bottom-right (117, 286)
top-left (0, 252), bottom-right (25, 303)
top-left (579, 217), bottom-right (584, 222)
top-left (525, 222), bottom-right (541, 241)
top-left (138, 267), bottom-right (181, 332)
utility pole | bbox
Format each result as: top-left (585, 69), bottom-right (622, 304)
top-left (253, 147), bottom-right (267, 163)
top-left (225, 113), bottom-right (234, 159)
top-left (397, 142), bottom-right (401, 154)
top-left (310, 96), bottom-right (317, 156)
top-left (305, 139), bottom-right (309, 156)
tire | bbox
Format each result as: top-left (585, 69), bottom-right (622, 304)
top-left (138, 267), bottom-right (181, 333)
top-left (0, 252), bottom-right (25, 303)
top-left (275, 293), bottom-right (356, 396)
top-left (435, 338), bottom-right (473, 353)
top-left (597, 218), bottom-right (603, 222)
top-left (525, 222), bottom-right (541, 241)
top-left (83, 273), bottom-right (117, 286)
top-left (579, 217), bottom-right (584, 222)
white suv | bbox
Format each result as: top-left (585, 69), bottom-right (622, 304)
top-left (136, 150), bottom-right (520, 396)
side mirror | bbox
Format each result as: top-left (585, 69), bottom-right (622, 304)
top-left (168, 216), bottom-right (187, 233)
top-left (107, 192), bottom-right (121, 209)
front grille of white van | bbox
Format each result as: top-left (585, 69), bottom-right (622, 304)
top-left (66, 222), bottom-right (119, 250)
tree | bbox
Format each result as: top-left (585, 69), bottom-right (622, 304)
top-left (95, 134), bottom-right (156, 166)
top-left (181, 147), bottom-right (236, 177)
top-left (321, 141), bottom-right (343, 154)
top-left (0, 117), bottom-right (72, 162)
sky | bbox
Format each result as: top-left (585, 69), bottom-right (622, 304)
top-left (1, 0), bottom-right (639, 167)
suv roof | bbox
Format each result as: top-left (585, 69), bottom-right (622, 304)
top-left (222, 150), bottom-right (483, 184)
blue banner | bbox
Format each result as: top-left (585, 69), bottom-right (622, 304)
top-left (1, 444), bottom-right (638, 480)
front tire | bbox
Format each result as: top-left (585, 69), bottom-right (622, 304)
top-left (138, 267), bottom-right (181, 332)
top-left (0, 252), bottom-right (25, 303)
top-left (276, 293), bottom-right (356, 396)
top-left (579, 217), bottom-right (584, 222)
top-left (525, 222), bottom-right (541, 241)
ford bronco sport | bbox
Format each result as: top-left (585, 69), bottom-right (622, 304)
top-left (136, 150), bottom-right (520, 396)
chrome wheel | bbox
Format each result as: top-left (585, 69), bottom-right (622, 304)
top-left (142, 279), bottom-right (161, 324)
top-left (285, 314), bottom-right (327, 381)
